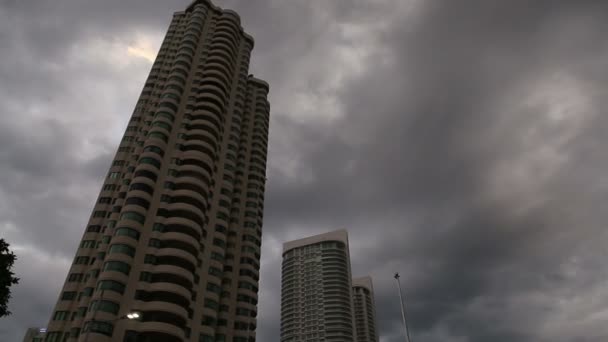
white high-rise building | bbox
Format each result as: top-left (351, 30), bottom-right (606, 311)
top-left (280, 230), bottom-right (355, 342)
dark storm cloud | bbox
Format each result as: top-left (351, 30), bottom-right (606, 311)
top-left (1, 0), bottom-right (607, 341)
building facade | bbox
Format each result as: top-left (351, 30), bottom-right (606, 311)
top-left (22, 328), bottom-right (46, 342)
top-left (45, 0), bottom-right (269, 341)
top-left (352, 277), bottom-right (379, 342)
top-left (280, 230), bottom-right (355, 342)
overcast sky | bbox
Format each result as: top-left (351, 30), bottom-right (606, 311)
top-left (1, 0), bottom-right (608, 341)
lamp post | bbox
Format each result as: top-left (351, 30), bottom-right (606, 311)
top-left (394, 273), bottom-right (413, 342)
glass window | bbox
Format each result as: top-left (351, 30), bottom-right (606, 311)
top-left (103, 261), bottom-right (131, 275)
top-left (89, 300), bottom-right (120, 315)
top-left (148, 131), bottom-right (168, 143)
top-left (97, 280), bottom-right (126, 294)
top-left (108, 244), bottom-right (136, 257)
top-left (53, 310), bottom-right (70, 321)
top-left (114, 227), bottom-right (140, 240)
top-left (139, 157), bottom-right (161, 169)
top-left (143, 145), bottom-right (165, 157)
top-left (120, 211), bottom-right (146, 224)
top-left (204, 298), bottom-right (219, 309)
top-left (83, 321), bottom-right (113, 337)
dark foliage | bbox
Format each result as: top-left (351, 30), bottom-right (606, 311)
top-left (0, 238), bottom-right (19, 317)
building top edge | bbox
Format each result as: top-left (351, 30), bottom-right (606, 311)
top-left (352, 276), bottom-right (374, 291)
top-left (185, 0), bottom-right (255, 47)
top-left (248, 76), bottom-right (270, 90)
top-left (283, 229), bottom-right (349, 253)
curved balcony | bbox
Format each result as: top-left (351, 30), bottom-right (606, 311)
top-left (196, 78), bottom-right (229, 98)
top-left (180, 152), bottom-right (215, 173)
top-left (135, 301), bottom-right (188, 321)
top-left (188, 119), bottom-right (221, 140)
top-left (140, 281), bottom-right (191, 301)
top-left (154, 249), bottom-right (197, 274)
top-left (205, 57), bottom-right (234, 75)
top-left (190, 112), bottom-right (223, 131)
top-left (177, 163), bottom-right (212, 182)
top-left (196, 93), bottom-right (226, 114)
top-left (208, 48), bottom-right (236, 66)
top-left (150, 264), bottom-right (194, 285)
top-left (163, 215), bottom-right (202, 236)
top-left (157, 238), bottom-right (199, 259)
top-left (168, 202), bottom-right (205, 225)
top-left (200, 66), bottom-right (232, 86)
top-left (136, 321), bottom-right (185, 341)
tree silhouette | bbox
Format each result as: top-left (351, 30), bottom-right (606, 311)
top-left (0, 238), bottom-right (19, 317)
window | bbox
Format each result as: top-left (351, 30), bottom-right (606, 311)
top-left (234, 322), bottom-right (248, 330)
top-left (102, 184), bottom-right (117, 191)
top-left (74, 256), bottom-right (90, 265)
top-left (69, 328), bottom-right (81, 338)
top-left (236, 308), bottom-right (250, 316)
top-left (148, 239), bottom-right (162, 248)
top-left (139, 272), bottom-right (152, 282)
top-left (80, 240), bottom-right (96, 248)
top-left (114, 227), bottom-right (140, 240)
top-left (206, 282), bottom-right (221, 294)
top-left (148, 131), bottom-right (168, 143)
top-left (144, 146), bottom-right (165, 157)
top-left (92, 211), bottom-right (106, 218)
top-left (103, 261), bottom-right (131, 275)
top-left (152, 121), bottom-right (172, 131)
top-left (82, 287), bottom-right (94, 297)
top-left (108, 244), bottom-right (136, 257)
top-left (44, 332), bottom-right (64, 342)
top-left (68, 273), bottom-right (84, 282)
top-left (201, 315), bottom-right (216, 326)
top-left (152, 223), bottom-right (166, 232)
top-left (108, 172), bottom-right (121, 179)
top-left (213, 238), bottom-right (226, 248)
top-left (53, 310), bottom-right (70, 321)
top-left (144, 254), bottom-right (157, 264)
top-left (156, 111), bottom-right (176, 121)
top-left (90, 300), bottom-right (120, 315)
top-left (83, 321), bottom-right (113, 337)
top-left (97, 280), bottom-right (126, 294)
top-left (87, 225), bottom-right (101, 233)
top-left (61, 291), bottom-right (77, 300)
top-left (204, 298), bottom-right (219, 309)
top-left (98, 197), bottom-right (112, 204)
top-left (208, 266), bottom-right (222, 277)
top-left (139, 157), bottom-right (161, 169)
top-left (200, 334), bottom-right (214, 342)
top-left (120, 211), bottom-right (146, 224)
top-left (210, 252), bottom-right (224, 261)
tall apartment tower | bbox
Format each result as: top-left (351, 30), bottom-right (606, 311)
top-left (352, 277), bottom-right (379, 342)
top-left (45, 1), bottom-right (269, 341)
top-left (280, 230), bottom-right (355, 342)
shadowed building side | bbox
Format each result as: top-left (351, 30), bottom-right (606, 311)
top-left (352, 276), bottom-right (379, 342)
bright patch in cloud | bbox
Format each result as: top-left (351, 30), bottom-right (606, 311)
top-left (127, 32), bottom-right (161, 63)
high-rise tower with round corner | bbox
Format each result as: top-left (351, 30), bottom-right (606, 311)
top-left (44, 1), bottom-right (270, 341)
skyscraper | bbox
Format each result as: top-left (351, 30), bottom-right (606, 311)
top-left (280, 230), bottom-right (355, 342)
top-left (45, 0), bottom-right (269, 341)
top-left (352, 277), bottom-right (379, 342)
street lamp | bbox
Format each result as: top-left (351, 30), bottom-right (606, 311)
top-left (125, 312), bottom-right (140, 320)
top-left (394, 273), bottom-right (413, 342)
